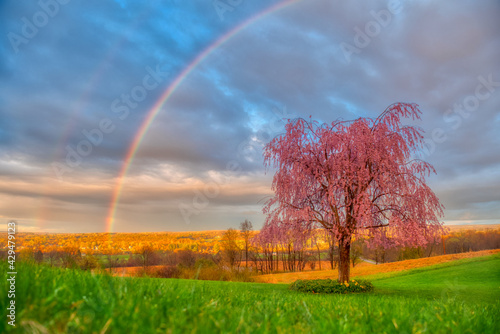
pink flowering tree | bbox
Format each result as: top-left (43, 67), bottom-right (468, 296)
top-left (263, 102), bottom-right (445, 282)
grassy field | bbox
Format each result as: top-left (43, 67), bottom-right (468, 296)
top-left (256, 249), bottom-right (500, 283)
top-left (1, 254), bottom-right (499, 333)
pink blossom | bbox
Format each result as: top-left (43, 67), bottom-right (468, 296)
top-left (262, 102), bottom-right (445, 281)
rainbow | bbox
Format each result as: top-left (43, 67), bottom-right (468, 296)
top-left (105, 0), bottom-right (302, 232)
top-left (38, 8), bottom-right (155, 231)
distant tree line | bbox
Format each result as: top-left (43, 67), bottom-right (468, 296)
top-left (247, 226), bottom-right (500, 273)
top-left (3, 224), bottom-right (498, 278)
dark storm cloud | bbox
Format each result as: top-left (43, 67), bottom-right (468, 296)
top-left (0, 0), bottom-right (276, 176)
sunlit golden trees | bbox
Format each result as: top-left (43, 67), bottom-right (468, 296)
top-left (240, 220), bottom-right (253, 267)
top-left (220, 228), bottom-right (242, 269)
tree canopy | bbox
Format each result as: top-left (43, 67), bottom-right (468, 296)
top-left (262, 102), bottom-right (445, 282)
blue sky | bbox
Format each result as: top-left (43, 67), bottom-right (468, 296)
top-left (1, 0), bottom-right (499, 232)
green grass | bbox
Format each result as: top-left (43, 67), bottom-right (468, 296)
top-left (1, 254), bottom-right (499, 333)
top-left (368, 255), bottom-right (500, 304)
top-left (93, 254), bottom-right (131, 265)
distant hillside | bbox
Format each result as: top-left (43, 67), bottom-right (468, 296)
top-left (445, 224), bottom-right (500, 232)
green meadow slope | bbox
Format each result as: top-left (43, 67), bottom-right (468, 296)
top-left (1, 254), bottom-right (499, 333)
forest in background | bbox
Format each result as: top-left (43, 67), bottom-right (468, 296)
top-left (1, 224), bottom-right (499, 280)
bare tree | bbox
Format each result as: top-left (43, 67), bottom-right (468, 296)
top-left (45, 250), bottom-right (60, 266)
top-left (34, 249), bottom-right (44, 263)
top-left (177, 249), bottom-right (196, 267)
top-left (240, 220), bottom-right (253, 267)
top-left (220, 228), bottom-right (242, 269)
top-left (350, 240), bottom-right (363, 268)
top-left (79, 254), bottom-right (100, 271)
top-left (311, 230), bottom-right (323, 270)
top-left (324, 230), bottom-right (337, 269)
top-left (60, 246), bottom-right (81, 268)
top-left (106, 254), bottom-right (121, 273)
top-left (138, 245), bottom-right (157, 269)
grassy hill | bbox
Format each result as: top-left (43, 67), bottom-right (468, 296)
top-left (2, 254), bottom-right (499, 333)
top-left (256, 249), bottom-right (500, 283)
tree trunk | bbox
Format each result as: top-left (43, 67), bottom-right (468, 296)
top-left (329, 245), bottom-right (335, 269)
top-left (338, 236), bottom-right (351, 283)
top-left (245, 243), bottom-right (248, 267)
top-left (316, 243), bottom-right (321, 270)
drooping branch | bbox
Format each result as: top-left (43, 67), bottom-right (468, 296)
top-left (262, 102), bottom-right (444, 282)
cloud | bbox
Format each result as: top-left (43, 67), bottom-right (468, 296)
top-left (1, 0), bottom-right (499, 232)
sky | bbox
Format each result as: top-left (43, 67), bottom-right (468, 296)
top-left (1, 0), bottom-right (499, 233)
